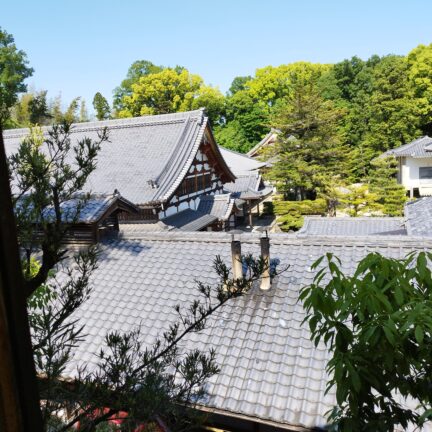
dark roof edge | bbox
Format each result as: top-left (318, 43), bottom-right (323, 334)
top-left (195, 404), bottom-right (323, 432)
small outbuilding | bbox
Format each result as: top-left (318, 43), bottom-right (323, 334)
top-left (385, 136), bottom-right (432, 197)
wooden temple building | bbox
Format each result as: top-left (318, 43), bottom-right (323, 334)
top-left (4, 109), bottom-right (274, 233)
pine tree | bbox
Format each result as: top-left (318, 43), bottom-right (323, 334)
top-left (268, 82), bottom-right (347, 200)
top-left (92, 92), bottom-right (111, 120)
top-left (369, 156), bottom-right (407, 216)
top-left (340, 184), bottom-right (380, 216)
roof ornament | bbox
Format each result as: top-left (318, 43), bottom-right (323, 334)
top-left (147, 180), bottom-right (159, 189)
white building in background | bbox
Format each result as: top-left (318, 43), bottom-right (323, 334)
top-left (386, 136), bottom-right (432, 197)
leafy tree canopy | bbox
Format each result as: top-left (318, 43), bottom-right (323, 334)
top-left (368, 155), bottom-right (407, 216)
top-left (113, 60), bottom-right (164, 111)
top-left (93, 92), bottom-right (111, 120)
top-left (300, 251), bottom-right (432, 431)
top-left (117, 67), bottom-right (225, 125)
top-left (0, 27), bottom-right (34, 121)
top-left (266, 81), bottom-right (347, 200)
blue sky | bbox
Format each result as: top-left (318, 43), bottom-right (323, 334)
top-left (3, 0), bottom-right (432, 114)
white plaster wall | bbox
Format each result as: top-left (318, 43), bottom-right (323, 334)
top-left (401, 157), bottom-right (432, 190)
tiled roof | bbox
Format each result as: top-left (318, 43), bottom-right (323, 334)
top-left (224, 173), bottom-right (273, 200)
top-left (161, 194), bottom-right (235, 231)
top-left (63, 232), bottom-right (432, 430)
top-left (3, 110), bottom-right (235, 205)
top-left (197, 194), bottom-right (235, 220)
top-left (405, 197), bottom-right (432, 236)
top-left (162, 208), bottom-right (218, 231)
top-left (19, 193), bottom-right (138, 224)
top-left (218, 146), bottom-right (267, 176)
top-left (299, 217), bottom-right (407, 236)
top-left (385, 136), bottom-right (432, 158)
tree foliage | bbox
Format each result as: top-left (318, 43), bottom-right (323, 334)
top-left (113, 60), bottom-right (164, 112)
top-left (272, 196), bottom-right (326, 231)
top-left (300, 252), bottom-right (432, 431)
top-left (117, 67), bottom-right (224, 125)
top-left (0, 27), bottom-right (34, 122)
top-left (8, 91), bottom-right (90, 127)
top-left (369, 156), bottom-right (407, 216)
top-left (92, 92), bottom-right (111, 120)
top-left (340, 184), bottom-right (380, 217)
top-left (267, 81), bottom-right (347, 200)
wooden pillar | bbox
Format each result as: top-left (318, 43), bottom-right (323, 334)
top-left (0, 127), bottom-right (43, 432)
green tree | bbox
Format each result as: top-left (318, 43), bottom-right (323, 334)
top-left (369, 156), bottom-right (407, 216)
top-left (300, 252), bottom-right (432, 431)
top-left (340, 184), bottom-right (380, 217)
top-left (213, 120), bottom-right (251, 153)
top-left (49, 93), bottom-right (63, 123)
top-left (216, 62), bottom-right (331, 154)
top-left (118, 68), bottom-right (224, 124)
top-left (218, 89), bottom-right (269, 151)
top-left (92, 92), bottom-right (111, 120)
top-left (364, 56), bottom-right (422, 155)
top-left (272, 196), bottom-right (327, 231)
top-left (407, 43), bottom-right (432, 135)
top-left (9, 90), bottom-right (54, 127)
top-left (267, 82), bottom-right (347, 200)
top-left (28, 90), bottom-right (51, 125)
top-left (10, 91), bottom-right (34, 127)
top-left (228, 75), bottom-right (252, 95)
top-left (113, 60), bottom-right (164, 112)
top-left (321, 55), bottom-right (382, 180)
top-left (63, 97), bottom-right (81, 123)
top-left (0, 27), bottom-right (34, 122)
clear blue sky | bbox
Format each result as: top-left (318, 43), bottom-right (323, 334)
top-left (3, 0), bottom-right (432, 113)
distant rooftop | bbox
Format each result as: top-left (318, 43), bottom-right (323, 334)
top-left (224, 173), bottom-right (273, 200)
top-left (299, 216), bottom-right (407, 236)
top-left (18, 193), bottom-right (138, 224)
top-left (3, 110), bottom-right (235, 206)
top-left (162, 193), bottom-right (235, 231)
top-left (218, 146), bottom-right (267, 176)
top-left (385, 135), bottom-right (432, 158)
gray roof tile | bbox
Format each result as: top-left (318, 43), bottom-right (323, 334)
top-left (385, 135), bottom-right (432, 158)
top-left (161, 194), bottom-right (235, 231)
top-left (218, 146), bottom-right (267, 176)
top-left (61, 232), bottom-right (432, 430)
top-left (405, 197), bottom-right (432, 236)
top-left (224, 173), bottom-right (273, 200)
top-left (299, 216), bottom-right (407, 236)
top-left (4, 110), bottom-right (234, 205)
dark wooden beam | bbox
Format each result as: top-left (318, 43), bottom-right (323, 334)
top-left (0, 126), bottom-right (43, 431)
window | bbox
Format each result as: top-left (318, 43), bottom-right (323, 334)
top-left (419, 167), bottom-right (432, 180)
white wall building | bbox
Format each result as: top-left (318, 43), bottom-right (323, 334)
top-left (386, 136), bottom-right (432, 197)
